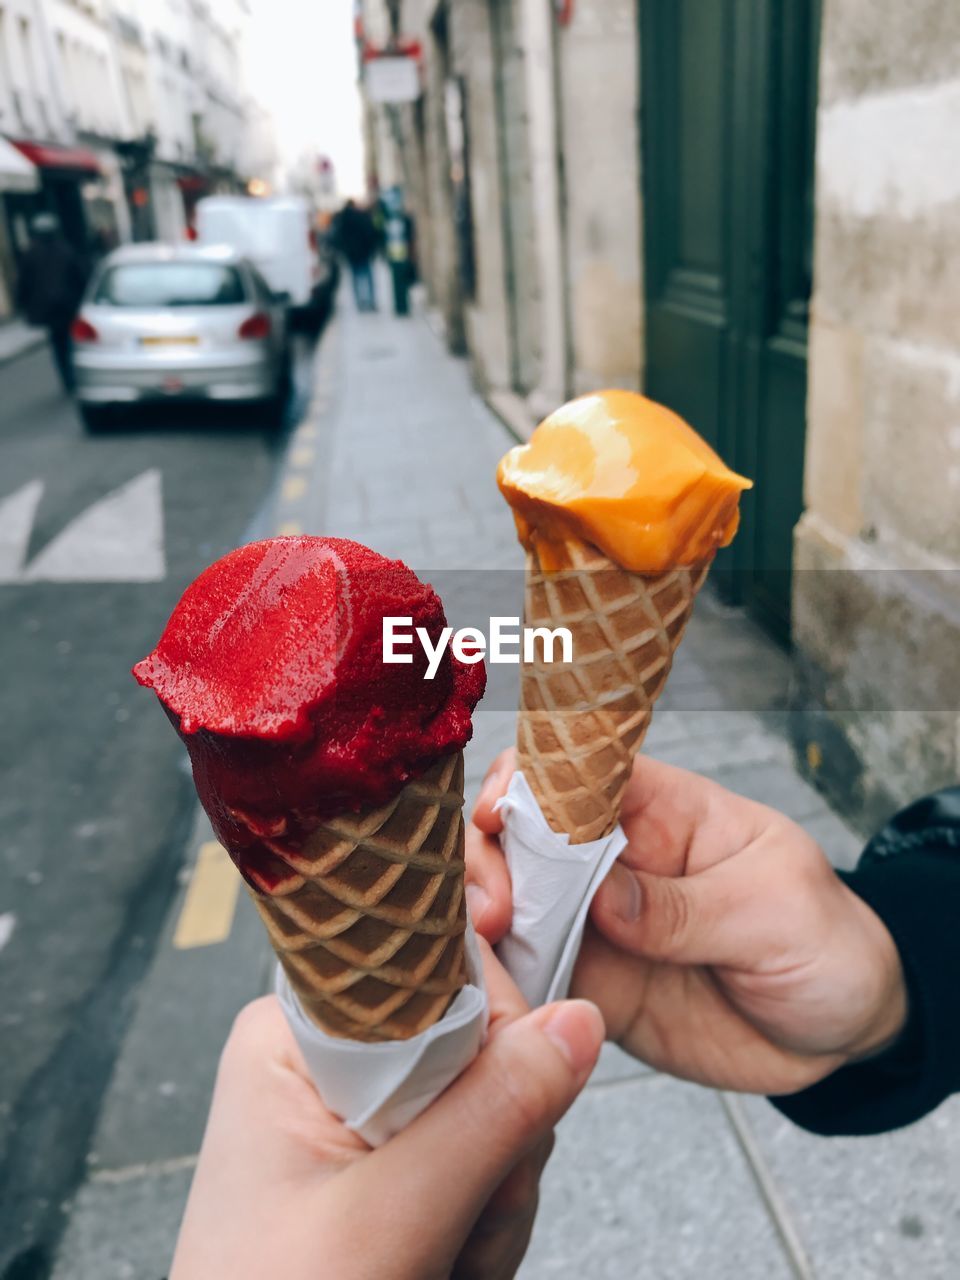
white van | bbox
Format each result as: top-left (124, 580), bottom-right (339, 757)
top-left (195, 196), bottom-right (336, 327)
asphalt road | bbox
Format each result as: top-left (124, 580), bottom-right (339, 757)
top-left (0, 335), bottom-right (315, 1278)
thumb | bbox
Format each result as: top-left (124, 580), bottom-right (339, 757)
top-left (591, 859), bottom-right (742, 966)
top-left (356, 999), bottom-right (603, 1254)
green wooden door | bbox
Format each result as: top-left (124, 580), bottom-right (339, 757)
top-left (640, 0), bottom-right (820, 639)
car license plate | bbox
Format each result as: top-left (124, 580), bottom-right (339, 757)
top-left (140, 335), bottom-right (199, 346)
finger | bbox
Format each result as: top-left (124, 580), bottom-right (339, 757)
top-left (178, 995), bottom-right (360, 1266)
top-left (351, 999), bottom-right (604, 1260)
top-left (617, 755), bottom-right (771, 878)
top-left (465, 823), bottom-right (513, 944)
top-left (570, 922), bottom-right (654, 1044)
top-left (451, 1136), bottom-right (552, 1280)
top-left (589, 859), bottom-right (745, 967)
top-left (215, 997), bottom-right (362, 1152)
top-left (590, 858), bottom-right (745, 966)
top-left (479, 937), bottom-right (529, 1029)
top-left (471, 747), bottom-right (516, 834)
top-left (217, 997), bottom-right (319, 1102)
top-left (591, 838), bottom-right (824, 969)
top-left (615, 755), bottom-right (708, 877)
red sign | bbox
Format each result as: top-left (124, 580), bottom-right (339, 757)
top-left (362, 39), bottom-right (421, 62)
top-left (12, 140), bottom-right (101, 174)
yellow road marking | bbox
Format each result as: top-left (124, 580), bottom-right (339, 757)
top-left (282, 474), bottom-right (307, 502)
top-left (276, 520), bottom-right (302, 535)
top-left (299, 423), bottom-right (317, 440)
top-left (173, 842), bottom-right (241, 949)
top-left (291, 445), bottom-right (314, 468)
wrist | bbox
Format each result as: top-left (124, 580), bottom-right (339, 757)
top-left (841, 888), bottom-right (909, 1064)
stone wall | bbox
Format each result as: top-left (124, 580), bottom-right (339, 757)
top-left (419, 15), bottom-right (467, 352)
top-left (444, 0), bottom-right (514, 392)
top-left (792, 0), bottom-right (960, 828)
top-left (385, 0), bottom-right (517, 388)
top-left (384, 0), bottom-right (644, 417)
top-left (556, 0), bottom-right (643, 394)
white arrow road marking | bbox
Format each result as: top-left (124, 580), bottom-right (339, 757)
top-left (0, 913), bottom-right (15, 954)
top-left (0, 480), bottom-right (44, 583)
top-left (23, 469), bottom-right (166, 583)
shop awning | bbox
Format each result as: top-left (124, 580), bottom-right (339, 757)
top-left (11, 140), bottom-right (101, 176)
top-left (0, 137), bottom-right (39, 192)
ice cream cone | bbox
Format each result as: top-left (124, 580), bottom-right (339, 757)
top-left (245, 753), bottom-right (468, 1042)
top-left (134, 536), bottom-right (486, 1047)
top-left (516, 537), bottom-right (712, 843)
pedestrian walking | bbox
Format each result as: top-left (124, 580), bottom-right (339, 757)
top-left (382, 189), bottom-right (416, 317)
top-left (17, 213), bottom-right (88, 393)
top-left (331, 199), bottom-right (379, 312)
top-left (386, 208), bottom-right (415, 316)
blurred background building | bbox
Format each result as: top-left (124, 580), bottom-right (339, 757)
top-left (359, 0), bottom-right (960, 830)
top-left (0, 0), bottom-right (280, 317)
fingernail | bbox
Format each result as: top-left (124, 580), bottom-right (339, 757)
top-left (540, 1001), bottom-right (604, 1078)
top-left (465, 882), bottom-right (489, 925)
top-left (606, 863), bottom-right (642, 922)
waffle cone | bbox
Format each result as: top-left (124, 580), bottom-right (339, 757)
top-left (246, 753), bottom-right (468, 1042)
top-left (516, 539), bottom-right (711, 843)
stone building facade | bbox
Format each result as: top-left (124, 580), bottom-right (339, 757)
top-left (0, 0), bottom-right (274, 282)
top-left (360, 0), bottom-right (641, 414)
top-left (359, 0), bottom-right (959, 828)
top-left (792, 1), bottom-right (960, 826)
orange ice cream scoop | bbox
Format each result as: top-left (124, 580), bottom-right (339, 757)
top-left (496, 390), bottom-right (752, 572)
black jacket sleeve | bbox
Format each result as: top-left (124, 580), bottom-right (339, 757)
top-left (770, 786), bottom-right (960, 1136)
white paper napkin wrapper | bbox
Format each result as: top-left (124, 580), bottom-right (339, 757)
top-left (276, 917), bottom-right (488, 1147)
top-left (495, 771), bottom-right (627, 1008)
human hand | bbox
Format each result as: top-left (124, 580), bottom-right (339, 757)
top-left (171, 943), bottom-right (603, 1280)
top-left (466, 749), bottom-right (907, 1096)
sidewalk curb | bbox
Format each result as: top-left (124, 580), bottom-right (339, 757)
top-left (269, 316), bottom-right (341, 538)
top-left (484, 387), bottom-right (536, 444)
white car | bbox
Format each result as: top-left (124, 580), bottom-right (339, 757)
top-left (72, 243), bottom-right (291, 431)
top-left (196, 195), bottom-right (337, 329)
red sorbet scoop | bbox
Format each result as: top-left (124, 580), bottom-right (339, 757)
top-left (134, 536), bottom-right (486, 889)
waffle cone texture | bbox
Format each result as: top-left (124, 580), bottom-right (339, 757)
top-left (516, 538), bottom-right (712, 843)
top-left (247, 753), bottom-right (469, 1042)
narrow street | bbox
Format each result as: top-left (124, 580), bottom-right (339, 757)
top-left (0, 333), bottom-right (317, 1277)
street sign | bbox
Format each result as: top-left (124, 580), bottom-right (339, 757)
top-left (365, 55), bottom-right (420, 104)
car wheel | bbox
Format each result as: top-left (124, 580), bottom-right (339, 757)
top-left (79, 404), bottom-right (111, 433)
top-left (279, 348), bottom-right (293, 399)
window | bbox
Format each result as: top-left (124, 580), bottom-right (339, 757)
top-left (0, 12), bottom-right (14, 122)
top-left (246, 264), bottom-right (276, 306)
top-left (18, 17), bottom-right (36, 125)
top-left (93, 262), bottom-right (248, 308)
